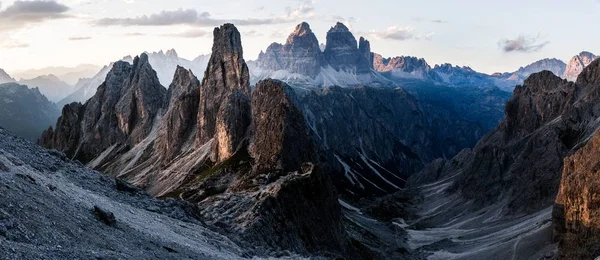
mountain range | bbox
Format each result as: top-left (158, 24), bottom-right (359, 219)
top-left (11, 64), bottom-right (102, 85)
top-left (249, 22), bottom-right (598, 92)
top-left (58, 50), bottom-right (210, 107)
top-left (0, 83), bottom-right (59, 140)
top-left (17, 74), bottom-right (75, 102)
top-left (2, 19), bottom-right (600, 259)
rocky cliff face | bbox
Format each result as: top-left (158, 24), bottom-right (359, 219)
top-left (552, 59), bottom-right (600, 259)
top-left (554, 130), bottom-right (600, 259)
top-left (324, 22), bottom-right (372, 74)
top-left (563, 51), bottom-right (598, 82)
top-left (197, 24), bottom-right (250, 145)
top-left (253, 22), bottom-right (325, 77)
top-left (155, 66), bottom-right (201, 163)
top-left (299, 86), bottom-right (428, 196)
top-left (42, 23), bottom-right (354, 258)
top-left (250, 79), bottom-right (316, 173)
top-left (452, 71), bottom-right (578, 213)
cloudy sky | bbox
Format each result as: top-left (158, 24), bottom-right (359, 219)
top-left (1, 0), bottom-right (599, 74)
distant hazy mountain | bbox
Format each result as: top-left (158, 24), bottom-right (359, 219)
top-left (12, 64), bottom-right (101, 85)
top-left (563, 51), bottom-right (598, 81)
top-left (0, 82), bottom-right (59, 140)
top-left (57, 65), bottom-right (112, 108)
top-left (123, 49), bottom-right (210, 87)
top-left (493, 58), bottom-right (567, 83)
top-left (372, 53), bottom-right (442, 82)
top-left (0, 68), bottom-right (15, 84)
top-left (59, 49), bottom-right (210, 107)
top-left (18, 74), bottom-right (75, 102)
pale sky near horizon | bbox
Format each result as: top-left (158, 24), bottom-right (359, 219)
top-left (1, 0), bottom-right (599, 74)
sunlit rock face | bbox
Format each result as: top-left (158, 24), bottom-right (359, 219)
top-left (563, 51), bottom-right (598, 82)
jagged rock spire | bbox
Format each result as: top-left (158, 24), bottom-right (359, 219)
top-left (197, 24), bottom-right (250, 145)
top-left (324, 22), bottom-right (372, 73)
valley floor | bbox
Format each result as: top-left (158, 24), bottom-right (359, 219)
top-left (343, 173), bottom-right (558, 260)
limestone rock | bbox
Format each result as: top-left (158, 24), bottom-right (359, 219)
top-left (563, 51), bottom-right (598, 82)
top-left (250, 79), bottom-right (316, 173)
top-left (212, 90), bottom-right (251, 162)
top-left (197, 23), bottom-right (250, 144)
top-left (253, 22), bottom-right (325, 77)
top-left (323, 22), bottom-right (372, 73)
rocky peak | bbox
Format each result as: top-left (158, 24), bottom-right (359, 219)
top-left (156, 66), bottom-right (201, 163)
top-left (166, 66), bottom-right (197, 106)
top-left (330, 22), bottom-right (350, 33)
top-left (324, 22), bottom-right (357, 53)
top-left (116, 53), bottom-right (166, 141)
top-left (165, 48), bottom-right (178, 58)
top-left (251, 22), bottom-right (325, 78)
top-left (575, 58), bottom-right (600, 85)
top-left (324, 22), bottom-right (372, 73)
top-left (358, 37), bottom-right (373, 70)
top-left (563, 51), bottom-right (598, 82)
top-left (503, 70), bottom-right (575, 139)
top-left (286, 22), bottom-right (314, 44)
top-left (197, 23), bottom-right (251, 157)
top-left (41, 53), bottom-right (166, 161)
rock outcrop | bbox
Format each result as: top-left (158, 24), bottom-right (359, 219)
top-left (563, 51), bottom-right (598, 82)
top-left (197, 24), bottom-right (250, 145)
top-left (155, 66), bottom-right (200, 163)
top-left (554, 130), bottom-right (600, 259)
top-left (553, 59), bottom-right (600, 259)
top-left (212, 90), bottom-right (251, 163)
top-left (250, 79), bottom-right (316, 173)
top-left (324, 22), bottom-right (372, 73)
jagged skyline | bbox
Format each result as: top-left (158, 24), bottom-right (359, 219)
top-left (1, 0), bottom-right (599, 74)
